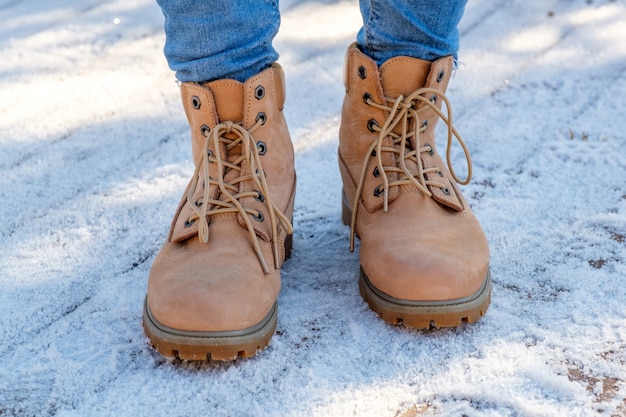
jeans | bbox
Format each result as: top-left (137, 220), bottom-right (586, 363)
top-left (156, 0), bottom-right (467, 83)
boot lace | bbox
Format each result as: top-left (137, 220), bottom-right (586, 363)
top-left (185, 119), bottom-right (293, 274)
top-left (350, 88), bottom-right (472, 251)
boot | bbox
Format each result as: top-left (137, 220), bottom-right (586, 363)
top-left (338, 43), bottom-right (491, 328)
top-left (143, 64), bottom-right (296, 360)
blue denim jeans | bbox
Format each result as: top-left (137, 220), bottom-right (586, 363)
top-left (156, 0), bottom-right (467, 83)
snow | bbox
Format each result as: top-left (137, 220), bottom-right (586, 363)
top-left (1, 0), bottom-right (626, 415)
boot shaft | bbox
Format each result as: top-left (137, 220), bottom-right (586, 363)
top-left (181, 63), bottom-right (289, 165)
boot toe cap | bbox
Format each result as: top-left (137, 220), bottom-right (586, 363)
top-left (146, 241), bottom-right (279, 333)
top-left (361, 240), bottom-right (489, 303)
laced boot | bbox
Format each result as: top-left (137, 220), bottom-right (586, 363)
top-left (143, 64), bottom-right (295, 360)
top-left (338, 43), bottom-right (491, 328)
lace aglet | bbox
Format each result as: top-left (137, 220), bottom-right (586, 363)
top-left (349, 212), bottom-right (356, 252)
top-left (199, 221), bottom-right (210, 243)
top-left (273, 241), bottom-right (280, 269)
top-left (257, 250), bottom-right (270, 275)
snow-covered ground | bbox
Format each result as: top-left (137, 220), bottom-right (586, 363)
top-left (1, 0), bottom-right (626, 415)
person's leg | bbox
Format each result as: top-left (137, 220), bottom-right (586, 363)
top-left (156, 0), bottom-right (280, 82)
top-left (357, 0), bottom-right (467, 64)
top-left (145, 0), bottom-right (295, 361)
top-left (339, 2), bottom-right (491, 328)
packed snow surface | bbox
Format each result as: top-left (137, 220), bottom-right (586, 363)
top-left (1, 0), bottom-right (626, 416)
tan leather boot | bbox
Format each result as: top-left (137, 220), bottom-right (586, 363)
top-left (143, 64), bottom-right (295, 360)
top-left (339, 43), bottom-right (491, 328)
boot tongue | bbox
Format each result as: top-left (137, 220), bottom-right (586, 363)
top-left (379, 56), bottom-right (431, 98)
top-left (378, 56), bottom-right (432, 202)
top-left (205, 79), bottom-right (244, 123)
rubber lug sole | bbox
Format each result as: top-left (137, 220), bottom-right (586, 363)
top-left (143, 299), bottom-right (277, 361)
top-left (360, 267), bottom-right (491, 328)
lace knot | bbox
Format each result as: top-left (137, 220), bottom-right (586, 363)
top-left (185, 119), bottom-right (293, 274)
top-left (349, 88), bottom-right (473, 251)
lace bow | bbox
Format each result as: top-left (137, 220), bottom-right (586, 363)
top-left (185, 119), bottom-right (293, 274)
top-left (350, 87), bottom-right (472, 251)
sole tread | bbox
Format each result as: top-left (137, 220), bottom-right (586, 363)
top-left (143, 299), bottom-right (277, 362)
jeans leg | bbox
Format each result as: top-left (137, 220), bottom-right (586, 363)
top-left (357, 0), bottom-right (467, 64)
top-left (156, 0), bottom-right (280, 82)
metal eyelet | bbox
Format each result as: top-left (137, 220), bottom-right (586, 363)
top-left (442, 187), bottom-right (450, 195)
top-left (373, 185), bottom-right (384, 197)
top-left (253, 211), bottom-right (265, 222)
top-left (358, 66), bottom-right (367, 79)
top-left (191, 96), bottom-right (201, 109)
top-left (255, 85), bottom-right (265, 100)
top-left (254, 191), bottom-right (265, 202)
top-left (373, 167), bottom-right (380, 178)
top-left (371, 149), bottom-right (377, 157)
top-left (425, 143), bottom-right (434, 156)
top-left (184, 218), bottom-right (196, 228)
top-left (201, 124), bottom-right (211, 136)
top-left (421, 120), bottom-right (429, 130)
top-left (436, 70), bottom-right (445, 83)
top-left (430, 94), bottom-right (437, 104)
top-left (255, 112), bottom-right (267, 126)
top-left (363, 92), bottom-right (373, 104)
top-left (367, 119), bottom-right (379, 132)
top-left (256, 141), bottom-right (267, 155)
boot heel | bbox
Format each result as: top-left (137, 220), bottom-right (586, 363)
top-left (341, 189), bottom-right (352, 226)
